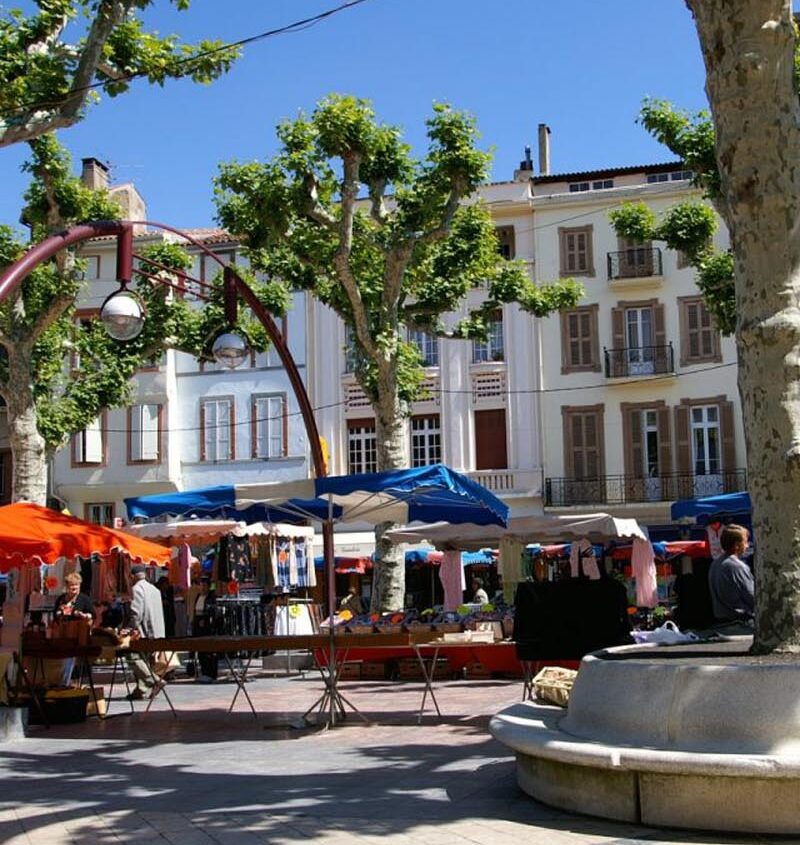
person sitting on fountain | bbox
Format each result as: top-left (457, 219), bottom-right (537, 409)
top-left (708, 523), bottom-right (755, 632)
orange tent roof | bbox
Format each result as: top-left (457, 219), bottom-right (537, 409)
top-left (0, 502), bottom-right (171, 571)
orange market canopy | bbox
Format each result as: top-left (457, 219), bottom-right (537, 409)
top-left (0, 502), bottom-right (172, 572)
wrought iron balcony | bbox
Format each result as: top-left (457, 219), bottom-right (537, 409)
top-left (607, 247), bottom-right (663, 280)
top-left (544, 469), bottom-right (747, 508)
top-left (604, 344), bottom-right (674, 378)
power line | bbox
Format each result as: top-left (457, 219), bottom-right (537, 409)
top-left (91, 358), bottom-right (737, 435)
top-left (0, 0), bottom-right (370, 128)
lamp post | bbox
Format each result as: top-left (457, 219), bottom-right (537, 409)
top-left (0, 219), bottom-right (336, 620)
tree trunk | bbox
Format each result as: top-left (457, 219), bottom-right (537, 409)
top-left (688, 0), bottom-right (800, 652)
top-left (5, 346), bottom-right (48, 505)
top-left (370, 379), bottom-right (410, 612)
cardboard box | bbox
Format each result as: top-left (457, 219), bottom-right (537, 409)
top-left (361, 661), bottom-right (388, 680)
top-left (338, 662), bottom-right (361, 680)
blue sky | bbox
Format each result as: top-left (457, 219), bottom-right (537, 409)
top-left (0, 0), bottom-right (712, 228)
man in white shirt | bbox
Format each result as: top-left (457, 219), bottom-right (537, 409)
top-left (126, 565), bottom-right (166, 700)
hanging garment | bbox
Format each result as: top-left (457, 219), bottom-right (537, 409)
top-left (631, 537), bottom-right (658, 608)
top-left (275, 538), bottom-right (293, 590)
top-left (294, 539), bottom-right (316, 587)
top-left (439, 550), bottom-right (465, 611)
top-left (227, 534), bottom-right (253, 582)
top-left (171, 544), bottom-right (192, 590)
top-left (706, 522), bottom-right (723, 559)
top-left (499, 538), bottom-right (526, 604)
top-left (253, 535), bottom-right (276, 589)
top-left (569, 539), bottom-right (601, 581)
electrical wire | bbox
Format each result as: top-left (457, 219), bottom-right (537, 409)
top-left (0, 0), bottom-right (371, 128)
top-left (87, 357), bottom-right (737, 435)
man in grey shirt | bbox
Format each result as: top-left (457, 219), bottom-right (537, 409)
top-left (708, 524), bottom-right (755, 628)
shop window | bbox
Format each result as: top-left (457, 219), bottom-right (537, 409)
top-left (85, 503), bottom-right (115, 526)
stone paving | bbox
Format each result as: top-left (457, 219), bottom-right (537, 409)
top-left (0, 670), bottom-right (792, 845)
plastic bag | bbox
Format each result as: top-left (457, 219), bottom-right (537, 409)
top-left (631, 620), bottom-right (699, 645)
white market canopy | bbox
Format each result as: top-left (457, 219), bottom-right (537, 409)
top-left (386, 512), bottom-right (647, 551)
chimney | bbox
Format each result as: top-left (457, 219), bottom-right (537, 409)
top-left (81, 157), bottom-right (109, 191)
top-left (513, 144), bottom-right (534, 182)
top-left (538, 124), bottom-right (551, 176)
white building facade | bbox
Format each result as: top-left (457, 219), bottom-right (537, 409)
top-left (52, 208), bottom-right (311, 523)
top-left (531, 163), bottom-right (743, 525)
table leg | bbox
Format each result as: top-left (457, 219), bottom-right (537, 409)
top-left (305, 648), bottom-right (369, 727)
top-left (12, 652), bottom-right (48, 728)
top-left (84, 659), bottom-right (103, 720)
top-left (413, 645), bottom-right (442, 724)
top-left (225, 652), bottom-right (257, 718)
top-left (143, 652), bottom-right (177, 718)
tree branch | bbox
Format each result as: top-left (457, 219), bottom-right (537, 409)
top-left (28, 293), bottom-right (74, 342)
top-left (0, 1), bottom-right (134, 148)
top-left (368, 178), bottom-right (388, 225)
top-left (334, 153), bottom-right (375, 356)
top-left (303, 174), bottom-right (338, 229)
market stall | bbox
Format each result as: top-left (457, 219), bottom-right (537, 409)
top-left (0, 502), bottom-right (171, 723)
top-left (124, 464), bottom-right (509, 725)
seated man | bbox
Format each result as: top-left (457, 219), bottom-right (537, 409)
top-left (708, 524), bottom-right (755, 631)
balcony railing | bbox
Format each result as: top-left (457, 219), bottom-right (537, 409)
top-left (607, 247), bottom-right (663, 280)
top-left (604, 344), bottom-right (674, 378)
top-left (468, 468), bottom-right (542, 496)
top-left (545, 469), bottom-right (747, 507)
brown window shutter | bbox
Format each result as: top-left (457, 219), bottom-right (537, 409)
top-left (563, 412), bottom-right (575, 477)
top-left (579, 311), bottom-right (592, 366)
top-left (630, 410), bottom-right (643, 478)
top-left (720, 400), bottom-right (736, 470)
top-left (657, 407), bottom-right (673, 476)
top-left (199, 403), bottom-right (206, 462)
top-left (675, 404), bottom-right (691, 475)
top-left (653, 304), bottom-right (667, 372)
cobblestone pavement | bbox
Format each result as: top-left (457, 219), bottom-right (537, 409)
top-left (0, 671), bottom-right (791, 845)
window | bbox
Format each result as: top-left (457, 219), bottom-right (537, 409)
top-left (251, 316), bottom-right (288, 368)
top-left (647, 170), bottom-right (693, 183)
top-left (200, 397), bottom-right (234, 462)
top-left (616, 236), bottom-right (655, 278)
top-left (81, 255), bottom-right (101, 280)
top-left (128, 403), bottom-right (162, 463)
top-left (69, 310), bottom-right (98, 372)
top-left (679, 296), bottom-right (721, 365)
top-left (560, 305), bottom-right (599, 373)
top-left (85, 503), bottom-right (114, 526)
top-left (411, 415), bottom-right (441, 467)
top-left (691, 405), bottom-right (720, 476)
top-left (472, 312), bottom-right (504, 362)
top-left (252, 394), bottom-right (286, 459)
top-left (348, 419), bottom-right (377, 474)
top-left (495, 226), bottom-right (516, 259)
top-left (409, 328), bottom-right (439, 367)
top-left (568, 180), bottom-right (613, 192)
top-left (559, 226), bottom-right (594, 276)
top-left (343, 325), bottom-right (359, 374)
top-left (562, 405), bottom-right (605, 479)
top-left (72, 414), bottom-right (105, 466)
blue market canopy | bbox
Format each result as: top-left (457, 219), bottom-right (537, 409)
top-left (670, 491), bottom-right (751, 522)
top-left (125, 464), bottom-right (508, 529)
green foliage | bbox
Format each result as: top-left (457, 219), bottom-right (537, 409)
top-left (0, 1), bottom-right (239, 145)
top-left (216, 94), bottom-right (582, 415)
top-left (0, 137), bottom-right (275, 454)
top-left (609, 197), bottom-right (732, 334)
top-left (696, 251), bottom-right (736, 335)
top-left (638, 100), bottom-right (720, 198)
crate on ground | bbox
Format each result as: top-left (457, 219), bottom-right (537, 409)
top-left (361, 661), bottom-right (389, 680)
top-left (532, 666), bottom-right (578, 708)
top-left (338, 661), bottom-right (362, 680)
top-left (28, 688), bottom-right (90, 725)
top-left (464, 661), bottom-right (492, 680)
top-left (398, 657), bottom-right (451, 681)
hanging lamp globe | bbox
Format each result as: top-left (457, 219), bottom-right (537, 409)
top-left (99, 289), bottom-right (145, 341)
top-left (212, 331), bottom-right (249, 369)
